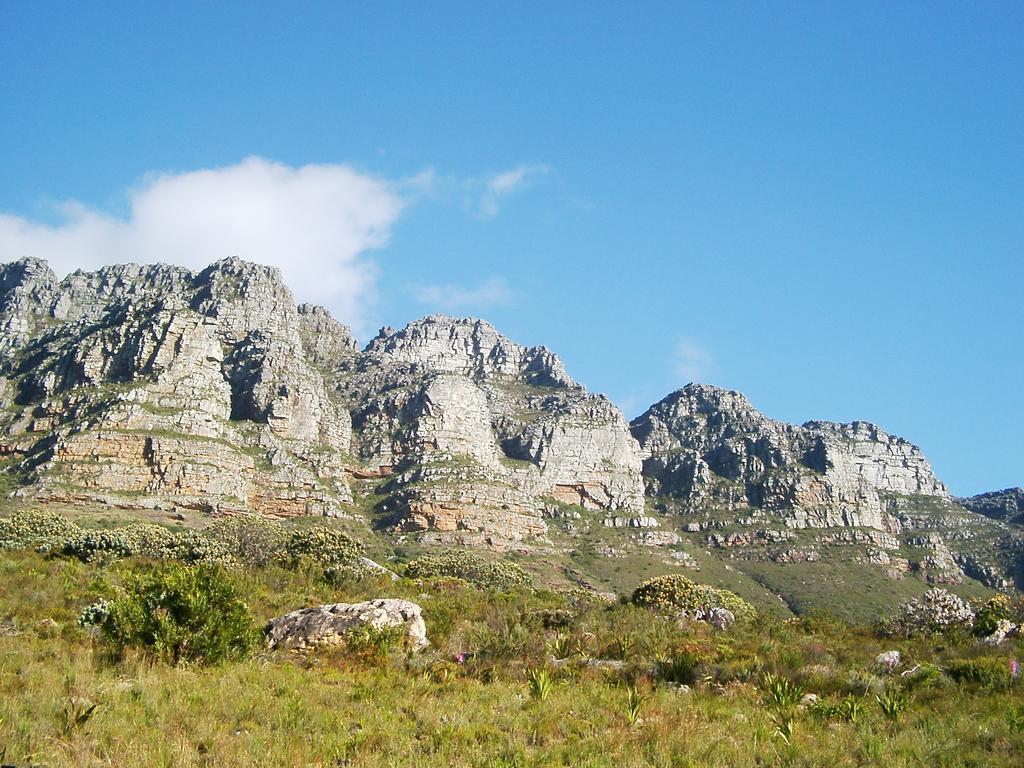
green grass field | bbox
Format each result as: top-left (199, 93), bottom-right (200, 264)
top-left (1, 543), bottom-right (1022, 767)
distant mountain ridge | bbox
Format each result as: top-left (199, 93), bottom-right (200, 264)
top-left (0, 257), bottom-right (1019, 597)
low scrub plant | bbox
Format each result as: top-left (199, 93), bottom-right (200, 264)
top-left (344, 623), bottom-right (406, 661)
top-left (1007, 703), bottom-right (1024, 733)
top-left (160, 529), bottom-right (237, 566)
top-left (811, 695), bottom-right (867, 724)
top-left (771, 711), bottom-right (796, 744)
top-left (526, 668), bottom-right (554, 700)
top-left (876, 688), bottom-right (909, 721)
top-left (203, 516), bottom-right (286, 567)
top-left (631, 574), bottom-right (753, 621)
top-left (0, 509), bottom-right (81, 552)
top-left (405, 550), bottom-right (531, 591)
top-left (654, 648), bottom-right (703, 684)
top-left (82, 562), bottom-right (258, 665)
top-left (61, 697), bottom-right (99, 736)
top-left (759, 671), bottom-right (804, 709)
top-left (973, 594), bottom-right (1016, 637)
top-left (62, 524), bottom-right (176, 562)
top-left (547, 632), bottom-right (571, 659)
top-left (282, 525), bottom-right (364, 579)
top-left (877, 588), bottom-right (975, 637)
top-left (624, 685), bottom-right (647, 726)
top-left (945, 657), bottom-right (1019, 691)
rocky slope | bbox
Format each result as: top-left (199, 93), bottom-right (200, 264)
top-left (0, 257), bottom-right (1017, 589)
top-left (631, 384), bottom-right (1017, 588)
top-left (334, 315), bottom-right (645, 547)
top-left (0, 259), bottom-right (643, 547)
top-left (0, 257), bottom-right (357, 518)
top-left (958, 488), bottom-right (1024, 524)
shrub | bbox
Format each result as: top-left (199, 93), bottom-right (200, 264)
top-left (811, 696), bottom-right (866, 724)
top-left (405, 550), bottom-right (531, 591)
top-left (655, 647), bottom-right (703, 684)
top-left (630, 574), bottom-right (753, 621)
top-left (90, 562), bottom-right (257, 665)
top-left (973, 594), bottom-right (1014, 637)
top-left (526, 668), bottom-right (554, 700)
top-left (61, 523), bottom-right (176, 562)
top-left (624, 685), bottom-right (647, 726)
top-left (877, 588), bottom-right (975, 637)
top-left (945, 657), bottom-right (1019, 691)
top-left (760, 671), bottom-right (804, 709)
top-left (876, 688), bottom-right (909, 721)
top-left (162, 529), bottom-right (237, 566)
top-left (343, 623), bottom-right (406, 661)
top-left (203, 516), bottom-right (286, 567)
top-left (0, 509), bottom-right (81, 552)
top-left (283, 525), bottom-right (364, 577)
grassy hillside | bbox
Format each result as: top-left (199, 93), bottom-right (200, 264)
top-left (1, 534), bottom-right (1023, 767)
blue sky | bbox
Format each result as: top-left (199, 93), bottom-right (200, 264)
top-left (0, 2), bottom-right (1020, 495)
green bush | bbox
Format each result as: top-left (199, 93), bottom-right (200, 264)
top-left (811, 696), bottom-right (867, 724)
top-left (61, 523), bottom-right (176, 562)
top-left (203, 516), bottom-right (286, 567)
top-left (630, 574), bottom-right (753, 620)
top-left (87, 562), bottom-right (258, 665)
top-left (0, 509), bottom-right (81, 551)
top-left (973, 594), bottom-right (1014, 637)
top-left (161, 529), bottom-right (237, 566)
top-left (405, 550), bottom-right (531, 591)
top-left (343, 623), bottom-right (406, 661)
top-left (282, 525), bottom-right (364, 579)
top-left (655, 647), bottom-right (704, 684)
top-left (946, 657), bottom-right (1019, 691)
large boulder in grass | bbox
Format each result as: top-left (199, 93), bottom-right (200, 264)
top-left (265, 599), bottom-right (428, 651)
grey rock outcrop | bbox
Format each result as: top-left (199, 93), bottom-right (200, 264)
top-left (0, 259), bottom-right (644, 547)
top-left (1, 256), bottom-right (1016, 583)
top-left (629, 383), bottom-right (1019, 587)
top-left (958, 488), bottom-right (1024, 524)
top-left (631, 384), bottom-right (947, 530)
top-left (0, 257), bottom-right (356, 518)
top-left (334, 315), bottom-right (644, 545)
top-left (265, 599), bottom-right (428, 651)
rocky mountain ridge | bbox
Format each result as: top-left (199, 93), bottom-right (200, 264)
top-left (0, 257), bottom-right (1019, 592)
top-left (631, 384), bottom-right (947, 530)
top-left (958, 488), bottom-right (1024, 525)
top-left (0, 258), bottom-right (643, 549)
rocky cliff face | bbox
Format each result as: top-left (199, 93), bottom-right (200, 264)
top-left (631, 384), bottom-right (947, 530)
top-left (0, 257), bottom-right (1016, 581)
top-left (0, 257), bottom-right (356, 518)
top-left (334, 315), bottom-right (645, 547)
top-left (959, 488), bottom-right (1024, 525)
top-left (0, 261), bottom-right (644, 547)
top-left (630, 384), bottom-right (1020, 588)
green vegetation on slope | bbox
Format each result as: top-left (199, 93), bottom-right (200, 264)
top-left (1, 543), bottom-right (1023, 767)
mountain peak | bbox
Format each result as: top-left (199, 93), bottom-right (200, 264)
top-left (363, 314), bottom-right (573, 388)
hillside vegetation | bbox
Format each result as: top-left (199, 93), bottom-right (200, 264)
top-left (1, 511), bottom-right (1022, 767)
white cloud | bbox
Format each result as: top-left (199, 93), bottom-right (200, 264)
top-left (0, 156), bottom-right (406, 336)
top-left (477, 164), bottom-right (548, 218)
top-left (674, 337), bottom-right (713, 383)
top-left (412, 277), bottom-right (513, 313)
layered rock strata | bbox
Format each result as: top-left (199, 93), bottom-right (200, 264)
top-left (0, 258), bottom-right (356, 517)
top-left (631, 384), bottom-right (947, 530)
top-left (335, 315), bottom-right (645, 546)
top-left (631, 384), bottom-right (1017, 586)
top-left (0, 261), bottom-right (644, 546)
top-left (958, 488), bottom-right (1024, 524)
